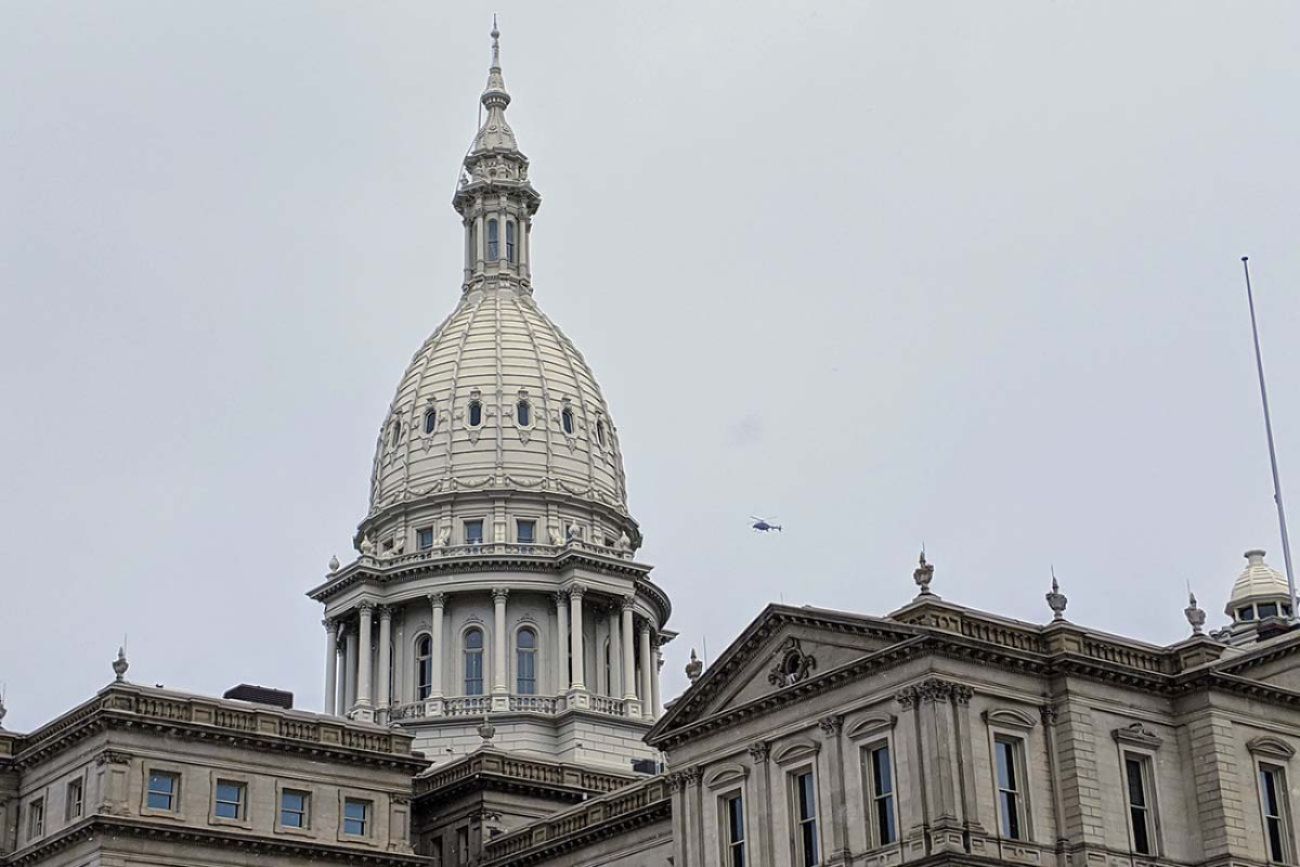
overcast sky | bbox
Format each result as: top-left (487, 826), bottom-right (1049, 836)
top-left (3, 1), bottom-right (1299, 731)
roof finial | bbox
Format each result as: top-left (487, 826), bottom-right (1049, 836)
top-left (490, 14), bottom-right (500, 69)
top-left (1046, 566), bottom-right (1068, 622)
top-left (1185, 590), bottom-right (1206, 636)
top-left (913, 549), bottom-right (935, 597)
top-left (685, 648), bottom-right (703, 683)
top-left (113, 645), bottom-right (130, 683)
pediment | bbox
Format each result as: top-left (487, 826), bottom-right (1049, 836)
top-left (1214, 634), bottom-right (1300, 691)
top-left (649, 605), bottom-right (919, 746)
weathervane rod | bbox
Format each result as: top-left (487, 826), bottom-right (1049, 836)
top-left (1242, 256), bottom-right (1298, 618)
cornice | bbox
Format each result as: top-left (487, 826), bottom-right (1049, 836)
top-left (4, 815), bottom-right (424, 867)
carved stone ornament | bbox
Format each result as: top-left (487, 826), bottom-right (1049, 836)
top-left (1046, 574), bottom-right (1068, 622)
top-left (818, 715), bottom-right (844, 737)
top-left (685, 649), bottom-right (704, 684)
top-left (1112, 721), bottom-right (1163, 749)
top-left (767, 637), bottom-right (817, 688)
top-left (112, 646), bottom-right (129, 683)
top-left (1185, 592), bottom-right (1206, 636)
top-left (96, 749), bottom-right (132, 766)
top-left (747, 741), bottom-right (771, 763)
top-left (914, 551), bottom-right (935, 596)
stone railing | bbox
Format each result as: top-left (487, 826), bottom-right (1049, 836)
top-left (18, 684), bottom-right (417, 766)
top-left (483, 773), bottom-right (670, 864)
top-left (590, 695), bottom-right (627, 717)
top-left (445, 696), bottom-right (492, 717)
top-left (390, 693), bottom-right (649, 722)
top-left (370, 538), bottom-right (636, 570)
top-left (510, 694), bottom-right (559, 713)
top-left (416, 748), bottom-right (635, 800)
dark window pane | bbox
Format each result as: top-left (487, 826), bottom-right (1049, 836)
top-left (418, 528), bottom-right (434, 550)
top-left (468, 401), bottom-right (482, 427)
top-left (517, 520), bottom-right (535, 544)
top-left (424, 409), bottom-right (437, 434)
top-left (1125, 759), bottom-right (1146, 808)
top-left (517, 400), bottom-right (531, 426)
top-left (562, 408), bottom-right (574, 434)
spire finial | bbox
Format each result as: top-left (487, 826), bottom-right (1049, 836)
top-left (1046, 567), bottom-right (1068, 622)
top-left (490, 14), bottom-right (500, 69)
top-left (913, 549), bottom-right (935, 597)
top-left (1185, 591), bottom-right (1206, 635)
top-left (113, 645), bottom-right (130, 683)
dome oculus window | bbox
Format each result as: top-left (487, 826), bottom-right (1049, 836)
top-left (468, 400), bottom-right (483, 427)
top-left (423, 408), bottom-right (437, 434)
top-left (516, 399), bottom-right (531, 427)
top-left (561, 407), bottom-right (575, 435)
top-left (486, 219), bottom-right (499, 260)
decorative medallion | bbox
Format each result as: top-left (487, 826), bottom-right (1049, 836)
top-left (767, 637), bottom-right (817, 688)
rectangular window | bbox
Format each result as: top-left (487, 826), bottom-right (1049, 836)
top-left (457, 825), bottom-right (470, 865)
top-left (722, 793), bottom-right (746, 867)
top-left (1261, 764), bottom-right (1292, 863)
top-left (792, 771), bottom-right (819, 867)
top-left (343, 798), bottom-right (371, 837)
top-left (280, 789), bottom-right (310, 828)
top-left (1260, 602), bottom-right (1281, 619)
top-left (417, 527), bottom-right (434, 551)
top-left (464, 520), bottom-right (484, 545)
top-left (147, 771), bottom-right (180, 812)
top-left (994, 738), bottom-right (1025, 840)
top-left (867, 743), bottom-right (898, 846)
top-left (65, 778), bottom-right (84, 821)
top-left (214, 780), bottom-right (245, 820)
top-left (516, 519), bottom-right (536, 544)
top-left (1124, 754), bottom-right (1155, 855)
top-left (28, 798), bottom-right (44, 839)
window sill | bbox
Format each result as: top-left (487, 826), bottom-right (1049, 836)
top-left (208, 814), bottom-right (252, 831)
top-left (275, 823), bottom-right (316, 839)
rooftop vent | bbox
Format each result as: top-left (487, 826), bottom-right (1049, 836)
top-left (223, 684), bottom-right (293, 709)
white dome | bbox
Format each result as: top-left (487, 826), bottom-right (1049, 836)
top-left (366, 282), bottom-right (629, 522)
top-left (1225, 549), bottom-right (1291, 614)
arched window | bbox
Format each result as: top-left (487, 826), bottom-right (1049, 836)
top-left (390, 419), bottom-right (402, 448)
top-left (604, 639), bottom-right (612, 697)
top-left (415, 635), bottom-right (432, 700)
top-left (516, 400), bottom-right (531, 427)
top-left (423, 408), bottom-right (437, 435)
top-left (468, 400), bottom-right (483, 427)
top-left (464, 628), bottom-right (484, 695)
top-left (596, 420), bottom-right (606, 447)
top-left (516, 628), bottom-right (537, 694)
top-left (506, 221), bottom-right (517, 263)
top-left (561, 407), bottom-right (575, 435)
top-left (487, 219), bottom-right (499, 261)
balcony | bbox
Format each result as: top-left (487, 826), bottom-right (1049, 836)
top-left (388, 692), bottom-right (643, 723)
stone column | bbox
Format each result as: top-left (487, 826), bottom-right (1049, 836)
top-left (492, 588), bottom-right (510, 711)
top-left (748, 742), bottom-right (774, 867)
top-left (819, 715), bottom-right (849, 862)
top-left (621, 598), bottom-right (640, 715)
top-left (639, 622), bottom-right (654, 719)
top-left (474, 213), bottom-right (485, 271)
top-left (334, 622), bottom-right (346, 716)
top-left (323, 619), bottom-right (338, 715)
top-left (555, 591), bottom-right (569, 697)
top-left (376, 607), bottom-right (393, 718)
top-left (606, 606), bottom-right (621, 697)
top-left (353, 603), bottom-right (374, 721)
top-left (652, 642), bottom-right (663, 717)
top-left (343, 623), bottom-right (358, 711)
top-left (568, 585), bottom-right (588, 707)
top-left (429, 593), bottom-right (446, 705)
top-left (894, 685), bottom-right (928, 860)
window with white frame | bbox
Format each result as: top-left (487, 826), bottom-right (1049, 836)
top-left (214, 780), bottom-right (245, 820)
top-left (65, 778), bottom-right (83, 820)
top-left (464, 628), bottom-right (484, 695)
top-left (516, 519), bottom-right (536, 544)
top-left (1260, 763), bottom-right (1293, 863)
top-left (506, 221), bottom-right (517, 263)
top-left (147, 770), bottom-right (180, 812)
top-left (463, 520), bottom-right (484, 545)
top-left (486, 219), bottom-right (499, 261)
top-left (280, 789), bottom-right (310, 829)
top-left (467, 400), bottom-right (483, 428)
top-left (1123, 753), bottom-right (1157, 855)
top-left (416, 634), bottom-right (433, 700)
top-left (994, 737), bottom-right (1027, 840)
top-left (342, 798), bottom-right (371, 837)
top-left (516, 399), bottom-right (531, 427)
top-left (417, 527), bottom-right (434, 551)
top-left (27, 798), bottom-right (43, 840)
top-left (516, 627), bottom-right (537, 694)
top-left (721, 791), bottom-right (747, 867)
top-left (865, 742), bottom-right (897, 846)
top-left (791, 770), bottom-right (819, 867)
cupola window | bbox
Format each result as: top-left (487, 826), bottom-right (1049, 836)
top-left (415, 635), bottom-right (432, 700)
top-left (487, 219), bottom-right (499, 260)
top-left (468, 400), bottom-right (483, 427)
top-left (390, 419), bottom-right (402, 447)
top-left (596, 420), bottom-right (606, 447)
top-left (561, 407), bottom-right (575, 435)
top-left (424, 408), bottom-right (437, 434)
top-left (516, 627), bottom-right (537, 694)
top-left (1259, 602), bottom-right (1280, 619)
top-left (464, 628), bottom-right (484, 695)
top-left (506, 221), bottom-right (517, 263)
top-left (516, 399), bottom-right (531, 427)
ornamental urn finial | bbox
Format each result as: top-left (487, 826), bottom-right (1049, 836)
top-left (0, 689), bottom-right (7, 729)
top-left (112, 646), bottom-right (129, 683)
top-left (328, 554), bottom-right (340, 573)
top-left (1185, 591), bottom-right (1206, 635)
top-left (359, 535), bottom-right (375, 556)
top-left (477, 714), bottom-right (496, 746)
top-left (1046, 570), bottom-right (1068, 622)
top-left (913, 551), bottom-right (935, 597)
top-left (685, 649), bottom-right (703, 684)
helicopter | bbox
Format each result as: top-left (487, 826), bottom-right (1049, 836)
top-left (751, 516), bottom-right (782, 533)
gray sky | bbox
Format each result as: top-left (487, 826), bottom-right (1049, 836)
top-left (3, 1), bottom-right (1299, 731)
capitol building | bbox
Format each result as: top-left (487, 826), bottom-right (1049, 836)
top-left (5, 26), bottom-right (1300, 867)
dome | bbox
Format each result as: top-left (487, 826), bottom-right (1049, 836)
top-left (1225, 549), bottom-right (1291, 615)
top-left (367, 283), bottom-right (628, 518)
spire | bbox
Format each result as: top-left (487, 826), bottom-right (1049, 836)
top-left (470, 18), bottom-right (518, 155)
top-left (481, 16), bottom-right (511, 111)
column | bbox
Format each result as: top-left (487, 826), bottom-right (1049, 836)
top-left (606, 606), bottom-right (621, 697)
top-left (555, 591), bottom-right (569, 696)
top-left (568, 585), bottom-right (588, 706)
top-left (334, 623), bottom-right (346, 716)
top-left (474, 213), bottom-right (485, 271)
top-left (492, 588), bottom-right (510, 711)
top-left (354, 603), bottom-right (374, 720)
top-left (376, 606), bottom-right (393, 716)
top-left (621, 599), bottom-right (639, 715)
top-left (639, 622), bottom-right (654, 719)
top-left (748, 742), bottom-right (774, 867)
top-left (819, 715), bottom-right (849, 861)
top-left (343, 623), bottom-right (358, 711)
top-left (323, 619), bottom-right (338, 715)
top-left (429, 593), bottom-right (446, 701)
top-left (652, 644), bottom-right (663, 718)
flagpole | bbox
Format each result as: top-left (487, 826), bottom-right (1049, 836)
top-left (1242, 256), bottom-right (1298, 618)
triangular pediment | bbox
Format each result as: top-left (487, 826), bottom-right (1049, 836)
top-left (650, 604), bottom-right (919, 746)
top-left (1214, 632), bottom-right (1300, 692)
